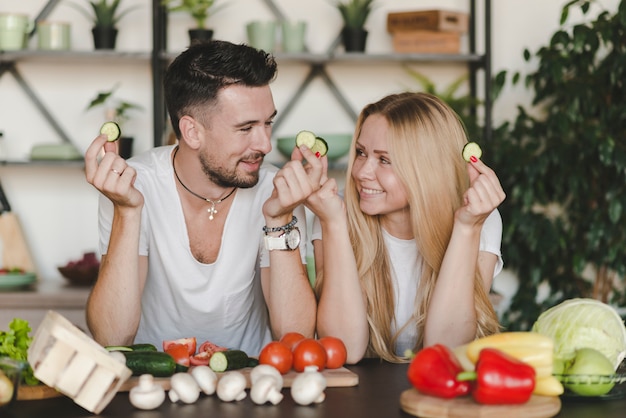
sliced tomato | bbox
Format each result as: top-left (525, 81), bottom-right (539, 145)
top-left (163, 337), bottom-right (197, 356)
top-left (190, 350), bottom-right (212, 366)
top-left (164, 343), bottom-right (190, 367)
top-left (197, 340), bottom-right (228, 354)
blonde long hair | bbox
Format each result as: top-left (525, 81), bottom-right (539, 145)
top-left (319, 92), bottom-right (499, 362)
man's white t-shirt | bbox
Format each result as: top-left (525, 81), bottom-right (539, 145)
top-left (312, 208), bottom-right (503, 356)
top-left (98, 145), bottom-right (307, 356)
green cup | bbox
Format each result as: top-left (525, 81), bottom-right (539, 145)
top-left (246, 21), bottom-right (277, 52)
top-left (0, 13), bottom-right (32, 51)
top-left (281, 21), bottom-right (307, 53)
top-left (37, 21), bottom-right (71, 50)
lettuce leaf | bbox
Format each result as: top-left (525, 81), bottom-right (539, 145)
top-left (0, 318), bottom-right (38, 385)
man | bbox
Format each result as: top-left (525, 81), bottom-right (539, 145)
top-left (84, 40), bottom-right (320, 355)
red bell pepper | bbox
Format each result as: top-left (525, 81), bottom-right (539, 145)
top-left (459, 347), bottom-right (536, 405)
top-left (407, 344), bottom-right (471, 399)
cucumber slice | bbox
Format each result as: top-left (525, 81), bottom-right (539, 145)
top-left (100, 121), bottom-right (121, 142)
top-left (462, 141), bottom-right (482, 162)
top-left (311, 137), bottom-right (329, 157)
top-left (295, 130), bottom-right (316, 149)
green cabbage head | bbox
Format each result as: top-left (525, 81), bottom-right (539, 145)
top-left (531, 298), bottom-right (626, 370)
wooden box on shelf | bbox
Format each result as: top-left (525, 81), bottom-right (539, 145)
top-left (391, 30), bottom-right (461, 54)
top-left (387, 9), bottom-right (469, 34)
top-left (27, 311), bottom-right (131, 414)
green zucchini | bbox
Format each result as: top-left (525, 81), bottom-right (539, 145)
top-left (123, 351), bottom-right (176, 377)
top-left (209, 350), bottom-right (250, 372)
top-left (105, 343), bottom-right (158, 352)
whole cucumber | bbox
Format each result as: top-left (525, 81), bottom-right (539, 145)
top-left (123, 351), bottom-right (176, 377)
top-left (209, 350), bottom-right (250, 372)
top-left (106, 343), bottom-right (158, 352)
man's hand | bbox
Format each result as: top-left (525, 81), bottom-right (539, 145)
top-left (84, 134), bottom-right (144, 210)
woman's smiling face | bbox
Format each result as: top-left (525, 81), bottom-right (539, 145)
top-left (351, 114), bottom-right (409, 221)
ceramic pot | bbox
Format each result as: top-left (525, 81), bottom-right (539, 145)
top-left (92, 26), bottom-right (117, 50)
top-left (341, 27), bottom-right (368, 52)
top-left (0, 13), bottom-right (32, 51)
top-left (188, 28), bottom-right (213, 44)
top-left (118, 136), bottom-right (133, 159)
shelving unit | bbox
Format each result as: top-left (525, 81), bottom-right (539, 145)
top-left (0, 0), bottom-right (151, 165)
top-left (2, 0), bottom-right (492, 152)
top-left (152, 0), bottom-right (492, 146)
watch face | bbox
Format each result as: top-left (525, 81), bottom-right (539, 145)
top-left (286, 228), bottom-right (301, 250)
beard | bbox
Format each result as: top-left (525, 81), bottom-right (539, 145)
top-left (198, 150), bottom-right (263, 189)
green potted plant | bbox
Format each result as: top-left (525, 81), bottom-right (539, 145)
top-left (334, 0), bottom-right (376, 52)
top-left (489, 0), bottom-right (626, 330)
top-left (162, 0), bottom-right (226, 44)
top-left (86, 85), bottom-right (143, 159)
top-left (68, 0), bottom-right (140, 49)
top-left (403, 68), bottom-right (484, 142)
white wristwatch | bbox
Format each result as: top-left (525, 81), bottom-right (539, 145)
top-left (264, 227), bottom-right (301, 251)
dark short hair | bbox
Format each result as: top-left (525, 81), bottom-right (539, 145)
top-left (164, 40), bottom-right (277, 138)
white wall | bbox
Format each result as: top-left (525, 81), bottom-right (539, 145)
top-left (0, 0), bottom-right (619, 282)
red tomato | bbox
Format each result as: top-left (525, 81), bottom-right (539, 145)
top-left (190, 340), bottom-right (228, 366)
top-left (190, 351), bottom-right (211, 366)
top-left (292, 338), bottom-right (327, 372)
top-left (319, 336), bottom-right (347, 369)
top-left (259, 341), bottom-right (293, 374)
top-left (197, 340), bottom-right (228, 354)
top-left (163, 337), bottom-right (197, 356)
top-left (279, 332), bottom-right (306, 351)
top-left (164, 343), bottom-right (190, 367)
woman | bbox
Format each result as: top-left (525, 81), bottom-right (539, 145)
top-left (307, 92), bottom-right (505, 363)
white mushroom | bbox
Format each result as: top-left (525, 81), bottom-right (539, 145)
top-left (216, 371), bottom-right (247, 402)
top-left (168, 372), bottom-right (200, 404)
top-left (250, 375), bottom-right (284, 405)
top-left (129, 374), bottom-right (166, 410)
top-left (290, 365), bottom-right (327, 406)
top-left (191, 365), bottom-right (218, 395)
top-left (250, 364), bottom-right (284, 387)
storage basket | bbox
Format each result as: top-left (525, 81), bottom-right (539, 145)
top-left (27, 311), bottom-right (131, 414)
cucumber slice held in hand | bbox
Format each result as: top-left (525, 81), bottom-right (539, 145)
top-left (462, 141), bottom-right (482, 162)
top-left (311, 136), bottom-right (329, 157)
top-left (100, 121), bottom-right (121, 142)
top-left (295, 130), bottom-right (317, 149)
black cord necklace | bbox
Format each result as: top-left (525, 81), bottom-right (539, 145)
top-left (172, 147), bottom-right (236, 220)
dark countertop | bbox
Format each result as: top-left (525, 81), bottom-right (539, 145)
top-left (9, 359), bottom-right (626, 418)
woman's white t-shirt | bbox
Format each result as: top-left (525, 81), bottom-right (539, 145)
top-left (312, 209), bottom-right (503, 356)
top-left (98, 145), bottom-right (307, 356)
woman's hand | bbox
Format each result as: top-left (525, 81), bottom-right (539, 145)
top-left (263, 145), bottom-right (325, 219)
top-left (456, 157), bottom-right (505, 226)
top-left (84, 134), bottom-right (144, 210)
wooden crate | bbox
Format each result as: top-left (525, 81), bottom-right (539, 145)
top-left (392, 30), bottom-right (461, 54)
top-left (387, 10), bottom-right (469, 34)
top-left (27, 311), bottom-right (132, 414)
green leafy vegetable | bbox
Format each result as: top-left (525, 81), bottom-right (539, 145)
top-left (0, 318), bottom-right (38, 385)
top-left (532, 298), bottom-right (626, 370)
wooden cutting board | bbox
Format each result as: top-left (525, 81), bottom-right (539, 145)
top-left (18, 366), bottom-right (359, 401)
top-left (400, 388), bottom-right (561, 418)
top-left (0, 212), bottom-right (36, 273)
